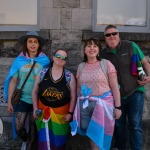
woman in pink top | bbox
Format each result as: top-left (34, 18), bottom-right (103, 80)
top-left (70, 38), bottom-right (122, 150)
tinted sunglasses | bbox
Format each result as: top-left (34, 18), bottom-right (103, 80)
top-left (105, 32), bottom-right (118, 37)
top-left (55, 53), bottom-right (67, 61)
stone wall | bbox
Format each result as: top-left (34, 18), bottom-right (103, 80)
top-left (0, 0), bottom-right (150, 149)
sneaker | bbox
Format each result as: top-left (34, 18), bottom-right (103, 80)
top-left (21, 142), bottom-right (27, 150)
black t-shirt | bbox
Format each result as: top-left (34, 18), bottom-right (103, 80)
top-left (38, 68), bottom-right (70, 108)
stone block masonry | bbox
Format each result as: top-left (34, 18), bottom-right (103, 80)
top-left (0, 0), bottom-right (150, 149)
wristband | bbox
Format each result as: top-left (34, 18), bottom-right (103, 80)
top-left (115, 106), bottom-right (121, 110)
top-left (68, 112), bottom-right (73, 115)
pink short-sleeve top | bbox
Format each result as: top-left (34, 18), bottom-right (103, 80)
top-left (76, 60), bottom-right (116, 96)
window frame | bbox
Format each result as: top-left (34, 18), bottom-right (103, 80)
top-left (0, 0), bottom-right (40, 31)
top-left (92, 0), bottom-right (150, 33)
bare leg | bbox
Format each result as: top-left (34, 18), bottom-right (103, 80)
top-left (90, 140), bottom-right (100, 150)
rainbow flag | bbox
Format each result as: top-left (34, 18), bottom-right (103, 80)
top-left (36, 101), bottom-right (70, 150)
top-left (131, 54), bottom-right (145, 77)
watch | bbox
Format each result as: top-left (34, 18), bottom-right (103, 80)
top-left (115, 106), bottom-right (121, 110)
top-left (68, 111), bottom-right (73, 115)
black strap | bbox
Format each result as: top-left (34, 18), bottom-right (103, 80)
top-left (20, 61), bottom-right (36, 90)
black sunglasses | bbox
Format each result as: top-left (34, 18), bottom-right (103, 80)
top-left (105, 32), bottom-right (118, 37)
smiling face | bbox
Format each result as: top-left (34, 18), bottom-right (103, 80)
top-left (84, 40), bottom-right (100, 61)
top-left (53, 50), bottom-right (67, 67)
top-left (27, 37), bottom-right (40, 55)
top-left (104, 27), bottom-right (120, 49)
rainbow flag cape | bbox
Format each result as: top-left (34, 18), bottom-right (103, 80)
top-left (36, 101), bottom-right (70, 150)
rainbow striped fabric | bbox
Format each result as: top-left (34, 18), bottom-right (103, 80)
top-left (131, 53), bottom-right (145, 77)
top-left (70, 91), bottom-right (115, 150)
top-left (36, 101), bottom-right (70, 150)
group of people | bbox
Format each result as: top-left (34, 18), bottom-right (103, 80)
top-left (4, 24), bottom-right (150, 150)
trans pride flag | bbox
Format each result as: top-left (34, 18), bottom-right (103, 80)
top-left (4, 52), bottom-right (50, 140)
top-left (70, 84), bottom-right (115, 150)
top-left (4, 52), bottom-right (50, 102)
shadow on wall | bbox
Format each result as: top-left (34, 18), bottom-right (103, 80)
top-left (0, 47), bottom-right (19, 58)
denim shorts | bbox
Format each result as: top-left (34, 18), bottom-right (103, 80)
top-left (80, 100), bottom-right (96, 130)
top-left (14, 100), bottom-right (33, 112)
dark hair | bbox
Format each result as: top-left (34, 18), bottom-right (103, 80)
top-left (22, 39), bottom-right (43, 57)
top-left (83, 38), bottom-right (102, 62)
top-left (105, 25), bottom-right (118, 31)
top-left (50, 49), bottom-right (68, 68)
top-left (53, 49), bottom-right (67, 56)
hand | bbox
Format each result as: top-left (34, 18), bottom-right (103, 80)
top-left (137, 76), bottom-right (150, 86)
top-left (7, 103), bottom-right (13, 113)
top-left (114, 109), bottom-right (122, 119)
top-left (33, 108), bottom-right (38, 119)
top-left (64, 114), bottom-right (72, 122)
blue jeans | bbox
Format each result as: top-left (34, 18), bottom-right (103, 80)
top-left (115, 91), bottom-right (144, 150)
top-left (80, 100), bottom-right (96, 130)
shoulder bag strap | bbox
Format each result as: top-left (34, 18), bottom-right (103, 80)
top-left (78, 62), bottom-right (85, 74)
top-left (100, 59), bottom-right (108, 80)
top-left (20, 61), bottom-right (36, 90)
top-left (64, 69), bottom-right (71, 85)
top-left (40, 68), bottom-right (49, 81)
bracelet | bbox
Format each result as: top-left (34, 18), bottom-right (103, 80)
top-left (115, 106), bottom-right (121, 110)
top-left (68, 111), bottom-right (73, 115)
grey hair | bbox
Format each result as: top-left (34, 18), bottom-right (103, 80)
top-left (104, 25), bottom-right (119, 35)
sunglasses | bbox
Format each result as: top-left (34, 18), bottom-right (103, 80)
top-left (105, 32), bottom-right (118, 37)
top-left (55, 53), bottom-right (67, 61)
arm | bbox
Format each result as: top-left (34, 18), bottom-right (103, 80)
top-left (108, 72), bottom-right (122, 119)
top-left (76, 78), bottom-right (80, 96)
top-left (138, 57), bottom-right (150, 85)
top-left (32, 72), bottom-right (41, 118)
top-left (64, 73), bottom-right (76, 122)
top-left (132, 42), bottom-right (150, 85)
top-left (7, 77), bottom-right (18, 113)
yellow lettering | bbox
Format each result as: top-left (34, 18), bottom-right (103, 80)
top-left (42, 89), bottom-right (48, 96)
top-left (42, 89), bottom-right (64, 100)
